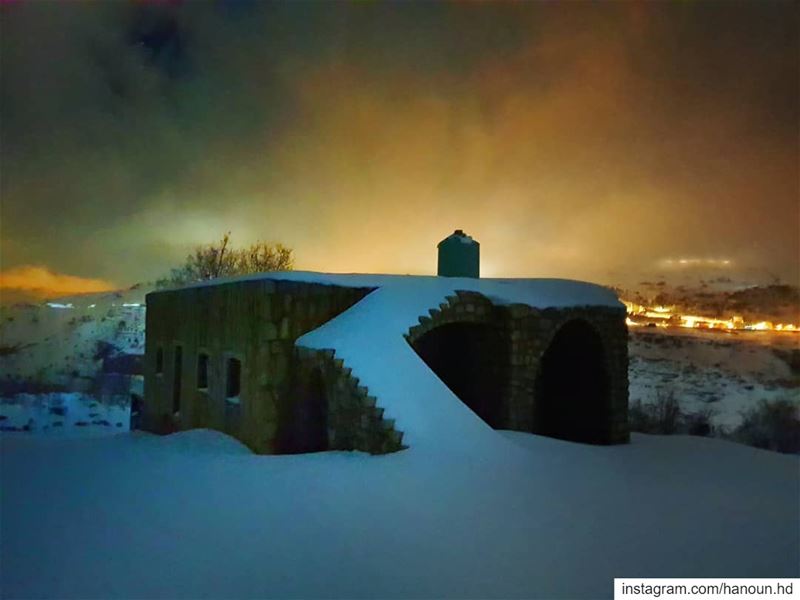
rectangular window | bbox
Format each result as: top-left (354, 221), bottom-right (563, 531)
top-left (197, 353), bottom-right (209, 390)
top-left (226, 357), bottom-right (241, 400)
top-left (156, 347), bottom-right (164, 374)
top-left (172, 345), bottom-right (183, 414)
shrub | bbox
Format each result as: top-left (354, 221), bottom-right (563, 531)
top-left (629, 389), bottom-right (682, 434)
top-left (0, 342), bottom-right (34, 357)
top-left (731, 398), bottom-right (800, 454)
top-left (157, 232), bottom-right (293, 288)
top-left (629, 389), bottom-right (718, 438)
top-left (684, 407), bottom-right (715, 437)
top-left (773, 348), bottom-right (800, 377)
top-left (0, 343), bottom-right (22, 357)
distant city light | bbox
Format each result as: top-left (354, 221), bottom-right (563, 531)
top-left (659, 258), bottom-right (733, 269)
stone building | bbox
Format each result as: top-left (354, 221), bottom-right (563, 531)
top-left (143, 234), bottom-right (629, 453)
top-left (143, 278), bottom-right (405, 454)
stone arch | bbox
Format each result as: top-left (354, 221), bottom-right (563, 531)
top-left (406, 291), bottom-right (509, 428)
top-left (532, 318), bottom-right (612, 444)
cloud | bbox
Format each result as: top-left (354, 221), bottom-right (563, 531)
top-left (0, 2), bottom-right (796, 286)
top-left (0, 265), bottom-right (117, 301)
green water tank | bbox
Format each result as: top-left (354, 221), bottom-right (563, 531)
top-left (437, 229), bottom-right (480, 278)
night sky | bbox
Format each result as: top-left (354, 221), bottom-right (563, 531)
top-left (1, 1), bottom-right (797, 298)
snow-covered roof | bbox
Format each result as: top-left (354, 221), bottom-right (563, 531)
top-left (152, 271), bottom-right (623, 311)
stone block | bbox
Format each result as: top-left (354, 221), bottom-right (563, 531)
top-left (262, 322), bottom-right (278, 341)
top-left (279, 317), bottom-right (290, 339)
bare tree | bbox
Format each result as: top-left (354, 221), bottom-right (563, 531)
top-left (157, 233), bottom-right (294, 288)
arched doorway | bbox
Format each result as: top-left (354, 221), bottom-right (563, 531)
top-left (411, 322), bottom-right (507, 428)
top-left (284, 367), bottom-right (329, 453)
top-left (534, 319), bottom-right (611, 443)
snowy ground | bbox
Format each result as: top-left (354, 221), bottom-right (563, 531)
top-left (1, 428), bottom-right (797, 599)
top-left (0, 392), bottom-right (131, 433)
top-left (1, 273), bottom-right (798, 598)
top-left (629, 327), bottom-right (798, 430)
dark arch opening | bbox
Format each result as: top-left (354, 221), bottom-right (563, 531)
top-left (282, 367), bottom-right (329, 454)
top-left (411, 322), bottom-right (508, 428)
top-left (534, 319), bottom-right (611, 444)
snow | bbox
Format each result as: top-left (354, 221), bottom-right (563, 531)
top-left (629, 328), bottom-right (798, 430)
top-left (0, 287), bottom-right (147, 387)
top-left (46, 302), bottom-right (74, 309)
top-left (0, 392), bottom-right (130, 433)
top-left (1, 429), bottom-right (797, 599)
top-left (163, 271), bottom-right (623, 310)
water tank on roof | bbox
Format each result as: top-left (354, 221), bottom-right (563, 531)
top-left (437, 229), bottom-right (479, 278)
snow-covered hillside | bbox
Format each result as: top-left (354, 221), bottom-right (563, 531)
top-left (629, 328), bottom-right (799, 431)
top-left (0, 285), bottom-right (148, 387)
top-left (1, 429), bottom-right (797, 599)
top-left (0, 285), bottom-right (149, 433)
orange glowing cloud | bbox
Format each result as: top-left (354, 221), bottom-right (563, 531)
top-left (0, 265), bottom-right (116, 300)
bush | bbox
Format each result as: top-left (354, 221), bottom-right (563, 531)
top-left (629, 390), bottom-right (716, 438)
top-left (684, 407), bottom-right (715, 437)
top-left (0, 343), bottom-right (24, 357)
top-left (773, 348), bottom-right (800, 377)
top-left (629, 389), bottom-right (683, 435)
top-left (157, 232), bottom-right (293, 288)
top-left (631, 391), bottom-right (799, 454)
top-left (731, 398), bottom-right (800, 454)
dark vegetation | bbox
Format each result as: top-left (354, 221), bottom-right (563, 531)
top-left (732, 399), bottom-right (800, 454)
top-left (0, 377), bottom-right (69, 396)
top-left (156, 232), bottom-right (294, 288)
top-left (629, 391), bottom-right (800, 454)
top-left (0, 342), bottom-right (34, 357)
top-left (773, 348), bottom-right (800, 377)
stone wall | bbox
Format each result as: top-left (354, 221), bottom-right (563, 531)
top-left (293, 347), bottom-right (405, 454)
top-left (406, 290), bottom-right (629, 444)
top-left (143, 279), bottom-right (405, 454)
